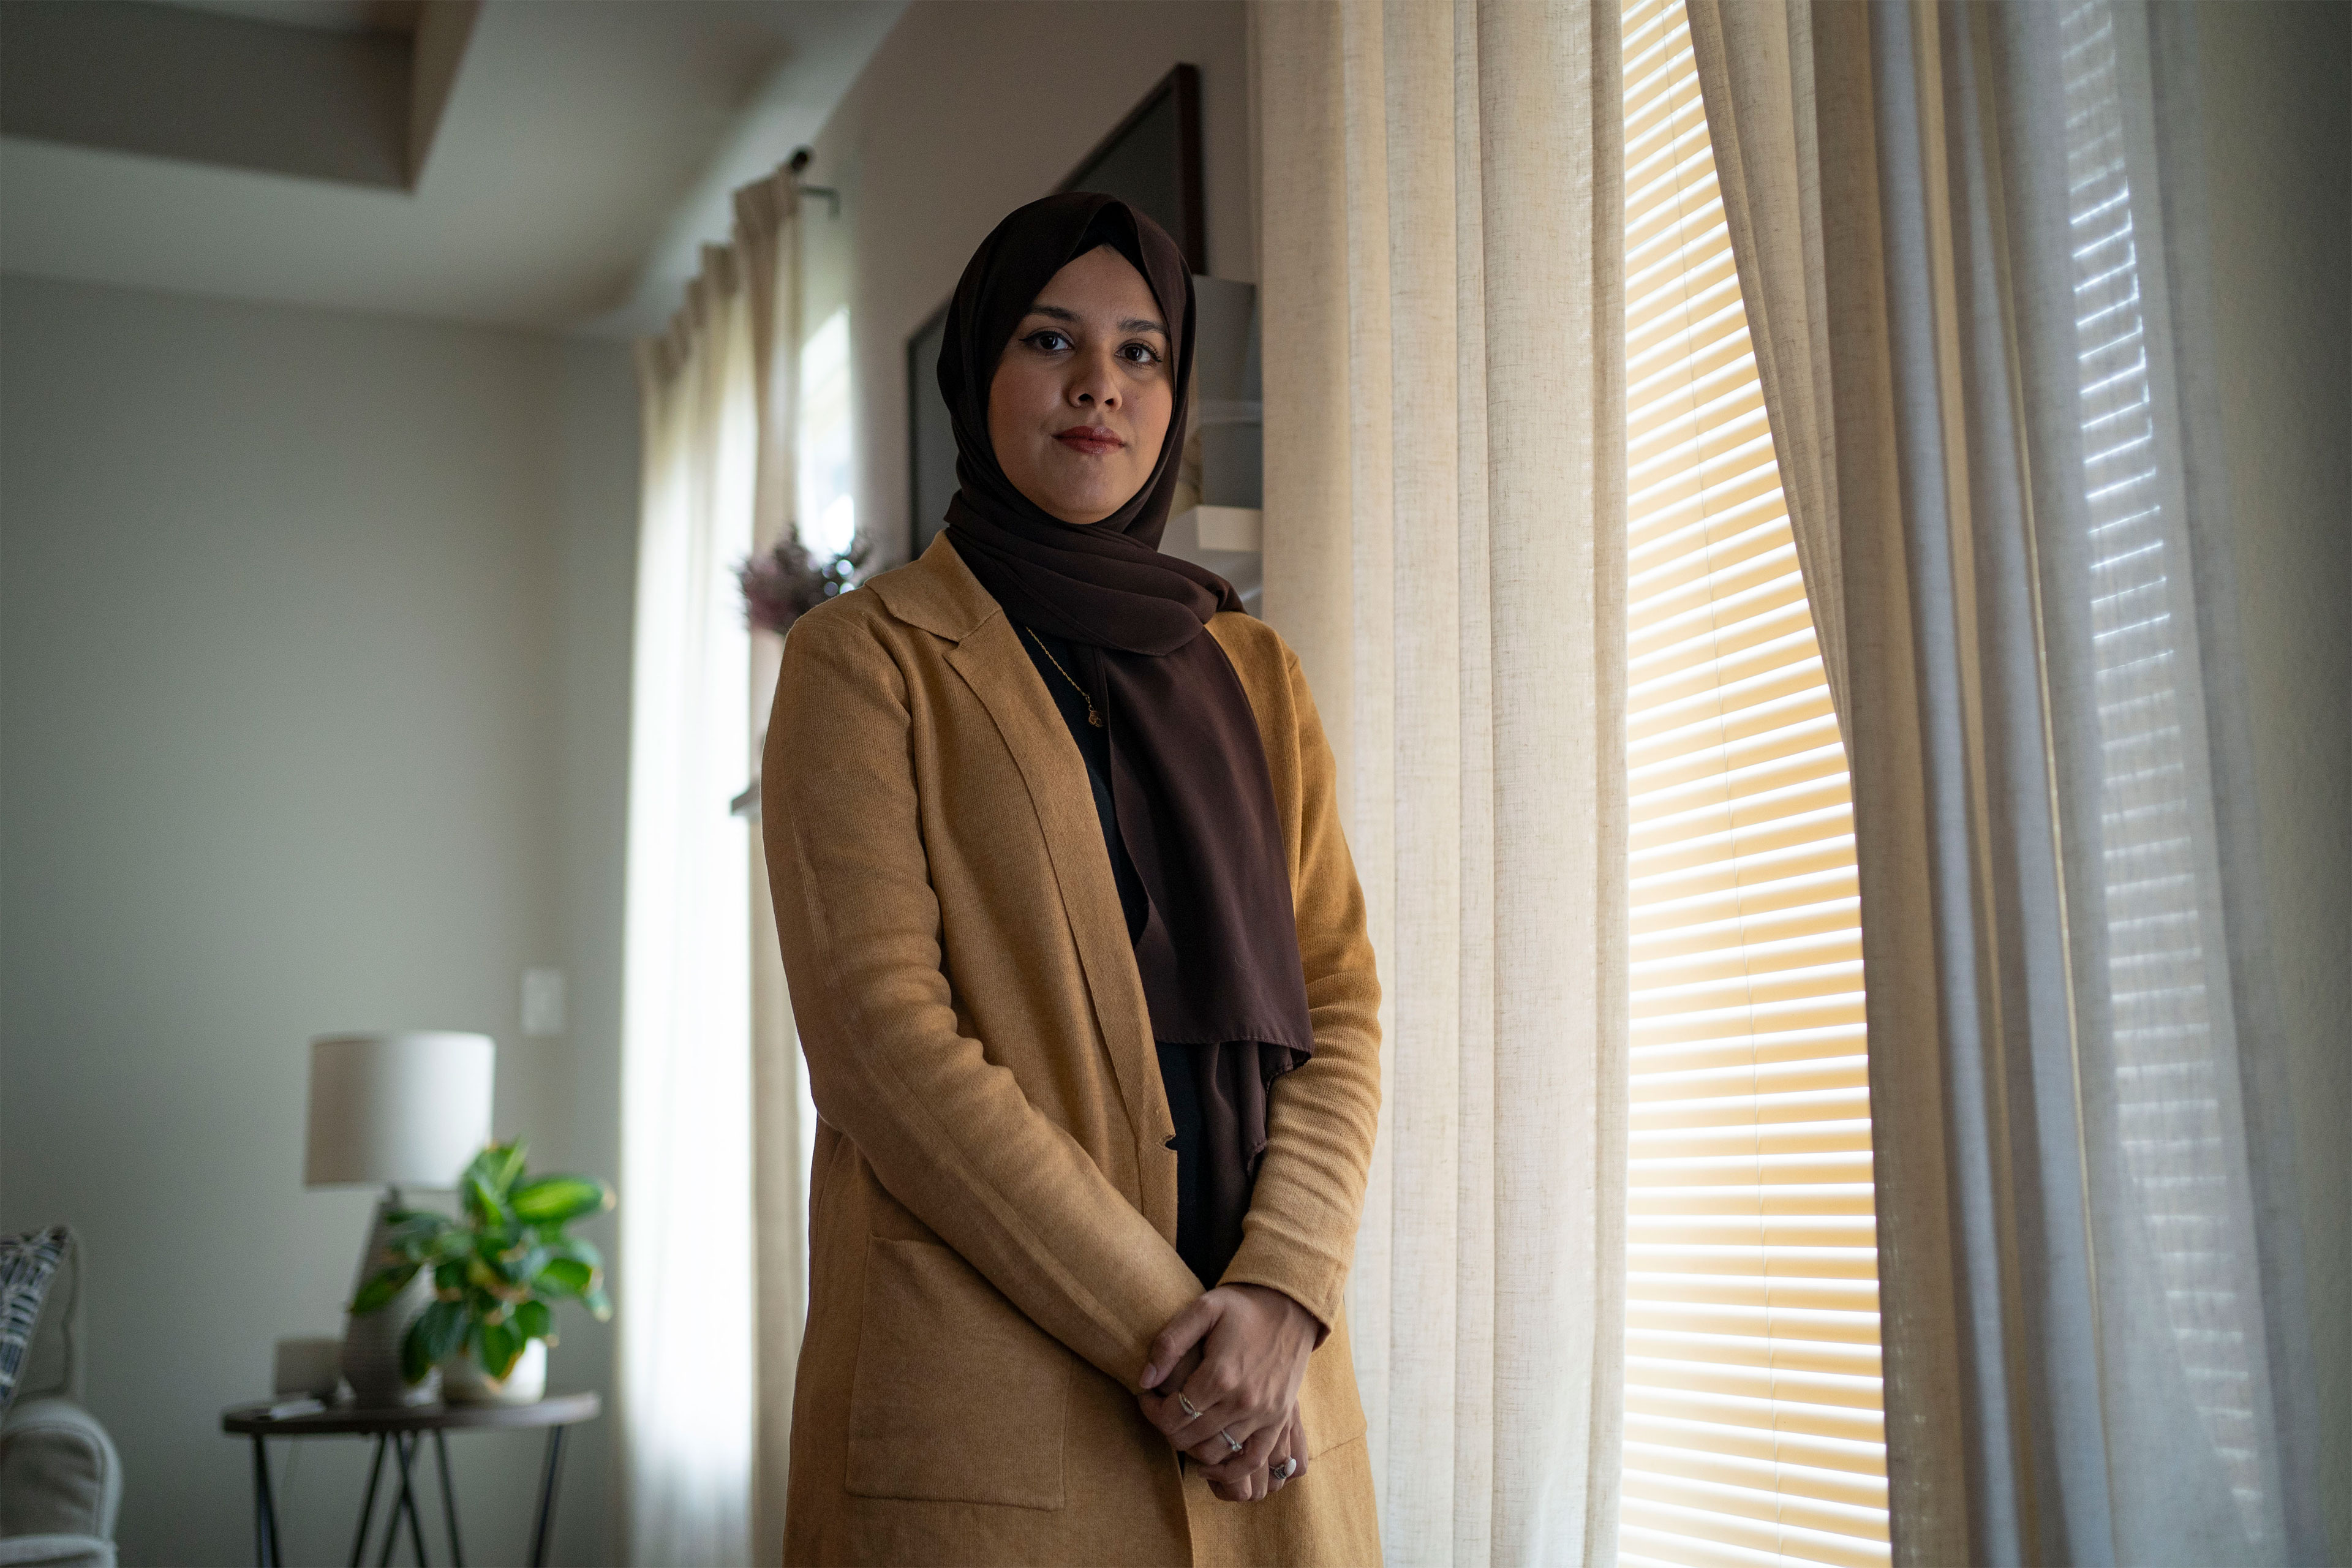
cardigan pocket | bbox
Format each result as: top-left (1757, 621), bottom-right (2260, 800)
top-left (843, 1237), bottom-right (1070, 1510)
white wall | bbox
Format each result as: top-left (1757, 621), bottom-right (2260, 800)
top-left (794, 0), bottom-right (1253, 571)
top-left (0, 274), bottom-right (638, 1566)
top-left (2196, 4), bottom-right (2351, 1556)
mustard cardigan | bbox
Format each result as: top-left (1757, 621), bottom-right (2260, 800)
top-left (761, 533), bottom-right (1384, 1566)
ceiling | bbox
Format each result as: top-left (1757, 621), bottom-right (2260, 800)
top-left (0, 1), bottom-right (905, 334)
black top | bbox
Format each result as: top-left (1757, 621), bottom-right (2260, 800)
top-left (1014, 619), bottom-right (1221, 1287)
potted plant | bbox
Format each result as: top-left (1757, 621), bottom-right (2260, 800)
top-left (352, 1140), bottom-right (614, 1404)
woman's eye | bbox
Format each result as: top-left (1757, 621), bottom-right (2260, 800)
top-left (1028, 330), bottom-right (1071, 352)
top-left (1120, 342), bottom-right (1164, 366)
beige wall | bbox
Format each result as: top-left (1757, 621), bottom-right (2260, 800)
top-left (2196, 4), bottom-right (2352, 1557)
top-left (0, 274), bottom-right (638, 1566)
top-left (794, 0), bottom-right (1252, 571)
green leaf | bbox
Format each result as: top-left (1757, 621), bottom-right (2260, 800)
top-left (434, 1259), bottom-right (467, 1297)
top-left (547, 1236), bottom-right (602, 1273)
top-left (384, 1213), bottom-right (452, 1262)
top-left (458, 1145), bottom-right (497, 1201)
top-left (485, 1140), bottom-right (529, 1200)
top-left (463, 1169), bottom-right (509, 1229)
top-left (478, 1316), bottom-right (525, 1381)
top-left (513, 1245), bottom-right (550, 1288)
top-left (475, 1231), bottom-right (530, 1289)
top-left (582, 1286), bottom-right (612, 1322)
top-left (400, 1321), bottom-right (431, 1385)
top-left (510, 1175), bottom-right (614, 1226)
top-left (513, 1299), bottom-right (552, 1343)
top-left (350, 1264), bottom-right (419, 1316)
top-left (401, 1300), bottom-right (467, 1384)
top-left (533, 1256), bottom-right (593, 1299)
top-left (424, 1298), bottom-right (470, 1365)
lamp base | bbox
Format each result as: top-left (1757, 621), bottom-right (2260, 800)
top-left (340, 1188), bottom-right (441, 1408)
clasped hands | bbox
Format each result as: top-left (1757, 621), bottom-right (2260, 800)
top-left (1135, 1283), bottom-right (1319, 1503)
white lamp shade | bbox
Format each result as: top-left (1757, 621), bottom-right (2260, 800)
top-left (304, 1031), bottom-right (494, 1189)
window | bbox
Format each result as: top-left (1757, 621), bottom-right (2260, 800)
top-left (798, 306), bottom-right (856, 560)
top-left (1618, 0), bottom-right (1890, 1563)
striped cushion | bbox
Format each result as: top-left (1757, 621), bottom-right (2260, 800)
top-left (0, 1225), bottom-right (70, 1420)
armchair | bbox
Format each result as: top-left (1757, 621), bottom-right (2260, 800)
top-left (0, 1229), bottom-right (119, 1568)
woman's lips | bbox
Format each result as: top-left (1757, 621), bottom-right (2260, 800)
top-left (1054, 426), bottom-right (1125, 456)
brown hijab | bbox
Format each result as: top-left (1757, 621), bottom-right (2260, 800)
top-left (939, 193), bottom-right (1313, 1274)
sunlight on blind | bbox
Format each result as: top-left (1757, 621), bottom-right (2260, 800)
top-left (1619, 1), bottom-right (1889, 1562)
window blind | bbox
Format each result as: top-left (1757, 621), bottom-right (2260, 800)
top-left (1618, 1), bottom-right (1890, 1564)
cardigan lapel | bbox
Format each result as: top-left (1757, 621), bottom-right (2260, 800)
top-left (870, 538), bottom-right (1175, 1234)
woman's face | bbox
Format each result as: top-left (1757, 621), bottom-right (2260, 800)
top-left (987, 244), bottom-right (1174, 526)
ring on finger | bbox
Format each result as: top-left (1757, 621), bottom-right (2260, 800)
top-left (1177, 1393), bottom-right (1202, 1419)
top-left (1273, 1456), bottom-right (1299, 1482)
top-left (1219, 1428), bottom-right (1244, 1455)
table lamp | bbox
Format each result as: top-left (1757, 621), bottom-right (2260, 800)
top-left (305, 1031), bottom-right (494, 1407)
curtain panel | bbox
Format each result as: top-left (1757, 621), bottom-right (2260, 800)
top-left (624, 246), bottom-right (758, 1567)
top-left (624, 170), bottom-right (809, 1567)
top-left (1686, 2), bottom-right (2323, 1562)
top-left (1253, 2), bottom-right (1628, 1561)
top-left (731, 169), bottom-right (809, 1568)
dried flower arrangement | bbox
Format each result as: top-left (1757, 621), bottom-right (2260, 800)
top-left (738, 530), bottom-right (872, 635)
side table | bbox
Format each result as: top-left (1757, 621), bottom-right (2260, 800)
top-left (220, 1392), bottom-right (600, 1567)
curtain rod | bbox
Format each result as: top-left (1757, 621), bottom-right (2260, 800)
top-left (788, 148), bottom-right (839, 221)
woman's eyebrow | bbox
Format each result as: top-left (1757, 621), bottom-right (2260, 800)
top-left (1025, 303), bottom-right (1168, 336)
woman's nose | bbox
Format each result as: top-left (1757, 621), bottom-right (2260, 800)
top-left (1069, 353), bottom-right (1121, 410)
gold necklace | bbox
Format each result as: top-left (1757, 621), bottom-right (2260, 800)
top-left (1025, 625), bottom-right (1103, 727)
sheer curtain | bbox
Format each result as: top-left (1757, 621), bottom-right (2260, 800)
top-left (1684, 2), bottom-right (2323, 1561)
top-left (731, 168), bottom-right (808, 1568)
top-left (625, 167), bottom-right (810, 1568)
top-left (622, 245), bottom-right (756, 1566)
top-left (1253, 2), bottom-right (1627, 1561)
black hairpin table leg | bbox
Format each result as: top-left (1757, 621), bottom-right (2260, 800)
top-left (349, 1434), bottom-right (390, 1568)
top-left (379, 1432), bottom-right (431, 1567)
top-left (526, 1425), bottom-right (567, 1567)
top-left (401, 1433), bottom-right (434, 1566)
top-left (432, 1428), bottom-right (467, 1566)
top-left (250, 1436), bottom-right (282, 1567)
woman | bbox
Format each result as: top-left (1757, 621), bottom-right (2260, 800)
top-left (761, 192), bottom-right (1382, 1566)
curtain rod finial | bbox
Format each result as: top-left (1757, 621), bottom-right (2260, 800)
top-left (787, 148), bottom-right (839, 219)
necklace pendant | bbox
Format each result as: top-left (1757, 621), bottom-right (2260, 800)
top-left (1087, 710), bottom-right (1104, 728)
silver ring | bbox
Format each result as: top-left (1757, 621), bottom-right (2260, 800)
top-left (1177, 1393), bottom-right (1202, 1419)
top-left (1275, 1457), bottom-right (1299, 1482)
top-left (1219, 1428), bottom-right (1243, 1455)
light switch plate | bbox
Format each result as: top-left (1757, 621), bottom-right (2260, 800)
top-left (521, 967), bottom-right (566, 1038)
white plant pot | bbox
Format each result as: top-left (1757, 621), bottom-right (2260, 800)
top-left (441, 1337), bottom-right (547, 1406)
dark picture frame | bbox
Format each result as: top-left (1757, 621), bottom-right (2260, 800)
top-left (905, 64), bottom-right (1205, 559)
top-left (1056, 62), bottom-right (1205, 273)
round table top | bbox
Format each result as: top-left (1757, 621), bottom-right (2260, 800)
top-left (221, 1391), bottom-right (600, 1436)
